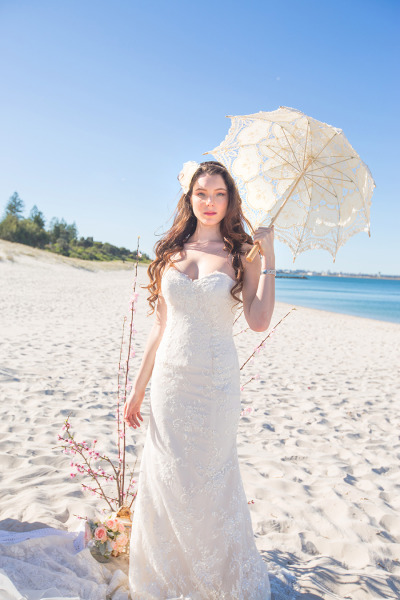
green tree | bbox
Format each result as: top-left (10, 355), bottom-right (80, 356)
top-left (0, 214), bottom-right (49, 248)
top-left (76, 236), bottom-right (93, 248)
top-left (29, 205), bottom-right (46, 229)
top-left (49, 217), bottom-right (78, 244)
top-left (0, 214), bottom-right (20, 241)
top-left (4, 192), bottom-right (24, 219)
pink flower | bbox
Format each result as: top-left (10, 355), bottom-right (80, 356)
top-left (105, 519), bottom-right (119, 532)
top-left (116, 532), bottom-right (128, 549)
top-left (94, 525), bottom-right (108, 542)
top-left (116, 520), bottom-right (125, 533)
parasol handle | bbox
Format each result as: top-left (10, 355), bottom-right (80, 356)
top-left (245, 243), bottom-right (260, 262)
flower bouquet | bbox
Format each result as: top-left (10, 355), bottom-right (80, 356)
top-left (85, 515), bottom-right (129, 562)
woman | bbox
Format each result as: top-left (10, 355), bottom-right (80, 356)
top-left (124, 160), bottom-right (275, 599)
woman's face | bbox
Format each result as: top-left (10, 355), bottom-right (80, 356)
top-left (190, 173), bottom-right (229, 225)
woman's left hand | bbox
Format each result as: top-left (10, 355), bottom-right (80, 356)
top-left (253, 225), bottom-right (275, 257)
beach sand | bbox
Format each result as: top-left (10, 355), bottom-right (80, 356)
top-left (0, 239), bottom-right (399, 599)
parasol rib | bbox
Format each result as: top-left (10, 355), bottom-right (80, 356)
top-left (269, 156), bottom-right (314, 227)
top-left (281, 127), bottom-right (302, 172)
top-left (303, 174), bottom-right (342, 199)
top-left (291, 171), bottom-right (315, 262)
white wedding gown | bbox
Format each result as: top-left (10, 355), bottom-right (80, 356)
top-left (128, 266), bottom-right (272, 600)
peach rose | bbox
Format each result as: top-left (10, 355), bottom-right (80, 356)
top-left (105, 519), bottom-right (119, 532)
top-left (94, 525), bottom-right (108, 542)
top-left (116, 532), bottom-right (128, 547)
top-left (116, 520), bottom-right (125, 533)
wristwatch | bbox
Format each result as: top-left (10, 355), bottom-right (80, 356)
top-left (260, 268), bottom-right (276, 275)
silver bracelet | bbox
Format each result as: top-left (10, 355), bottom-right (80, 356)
top-left (261, 268), bottom-right (276, 275)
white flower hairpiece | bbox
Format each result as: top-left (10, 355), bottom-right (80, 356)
top-left (178, 161), bottom-right (200, 194)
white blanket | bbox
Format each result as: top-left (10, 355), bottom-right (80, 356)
top-left (0, 527), bottom-right (130, 600)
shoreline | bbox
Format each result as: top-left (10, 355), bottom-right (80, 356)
top-left (1, 239), bottom-right (398, 326)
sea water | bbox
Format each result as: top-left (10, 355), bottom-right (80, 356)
top-left (275, 276), bottom-right (400, 324)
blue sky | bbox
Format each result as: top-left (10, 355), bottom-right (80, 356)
top-left (0, 0), bottom-right (398, 275)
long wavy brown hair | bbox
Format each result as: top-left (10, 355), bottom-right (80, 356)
top-left (142, 161), bottom-right (255, 315)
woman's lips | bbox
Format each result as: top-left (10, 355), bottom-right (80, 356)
top-left (204, 212), bottom-right (216, 215)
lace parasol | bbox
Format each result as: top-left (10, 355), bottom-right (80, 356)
top-left (203, 106), bottom-right (376, 263)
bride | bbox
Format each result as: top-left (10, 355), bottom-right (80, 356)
top-left (124, 160), bottom-right (275, 599)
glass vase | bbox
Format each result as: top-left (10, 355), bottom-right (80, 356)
top-left (88, 540), bottom-right (111, 563)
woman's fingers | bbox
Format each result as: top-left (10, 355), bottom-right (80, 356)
top-left (124, 410), bottom-right (142, 428)
top-left (123, 395), bottom-right (143, 429)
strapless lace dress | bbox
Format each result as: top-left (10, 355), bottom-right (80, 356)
top-left (128, 266), bottom-right (272, 599)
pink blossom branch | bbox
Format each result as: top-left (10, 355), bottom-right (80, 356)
top-left (240, 308), bottom-right (297, 371)
top-left (233, 308), bottom-right (244, 326)
top-left (53, 414), bottom-right (115, 511)
top-left (121, 236), bottom-right (141, 504)
top-left (117, 317), bottom-right (128, 463)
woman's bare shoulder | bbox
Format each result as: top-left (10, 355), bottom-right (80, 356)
top-left (169, 249), bottom-right (185, 262)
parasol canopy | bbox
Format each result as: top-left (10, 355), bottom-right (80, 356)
top-left (203, 106), bottom-right (376, 262)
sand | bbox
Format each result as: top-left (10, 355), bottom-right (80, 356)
top-left (0, 239), bottom-right (399, 599)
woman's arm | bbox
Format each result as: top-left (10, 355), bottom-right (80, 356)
top-left (124, 292), bottom-right (167, 428)
top-left (241, 243), bottom-right (275, 333)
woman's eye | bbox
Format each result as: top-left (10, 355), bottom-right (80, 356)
top-left (198, 192), bottom-right (225, 197)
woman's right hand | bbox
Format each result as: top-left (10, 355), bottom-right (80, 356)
top-left (123, 389), bottom-right (145, 429)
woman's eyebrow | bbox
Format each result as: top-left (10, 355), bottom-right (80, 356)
top-left (195, 186), bottom-right (227, 191)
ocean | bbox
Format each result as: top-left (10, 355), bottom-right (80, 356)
top-left (275, 275), bottom-right (400, 324)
